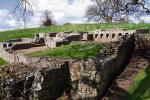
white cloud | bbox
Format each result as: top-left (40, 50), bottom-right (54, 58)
top-left (6, 19), bottom-right (16, 27)
top-left (0, 0), bottom-right (150, 31)
top-left (0, 9), bottom-right (23, 31)
top-left (0, 9), bottom-right (9, 17)
top-left (30, 0), bottom-right (92, 25)
top-left (141, 16), bottom-right (150, 23)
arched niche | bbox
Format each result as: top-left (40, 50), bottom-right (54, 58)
top-left (112, 33), bottom-right (115, 38)
top-left (100, 34), bottom-right (103, 38)
top-left (106, 33), bottom-right (109, 38)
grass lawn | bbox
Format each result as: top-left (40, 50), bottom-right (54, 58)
top-left (0, 23), bottom-right (150, 42)
top-left (127, 65), bottom-right (150, 100)
top-left (28, 42), bottom-right (104, 59)
top-left (0, 58), bottom-right (7, 65)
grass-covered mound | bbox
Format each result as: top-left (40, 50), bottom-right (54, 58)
top-left (128, 65), bottom-right (150, 100)
top-left (0, 58), bottom-right (7, 65)
top-left (28, 42), bottom-right (104, 59)
top-left (0, 23), bottom-right (150, 42)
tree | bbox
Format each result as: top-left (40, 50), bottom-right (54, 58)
top-left (86, 0), bottom-right (150, 22)
top-left (14, 0), bottom-right (35, 28)
top-left (41, 10), bottom-right (56, 26)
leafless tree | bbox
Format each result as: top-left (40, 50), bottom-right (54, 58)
top-left (14, 0), bottom-right (35, 28)
top-left (86, 0), bottom-right (150, 22)
top-left (41, 10), bottom-right (57, 27)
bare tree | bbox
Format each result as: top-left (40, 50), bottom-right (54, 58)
top-left (41, 10), bottom-right (56, 27)
top-left (14, 0), bottom-right (35, 28)
top-left (86, 0), bottom-right (150, 22)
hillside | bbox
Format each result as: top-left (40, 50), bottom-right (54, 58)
top-left (128, 65), bottom-right (150, 100)
top-left (0, 23), bottom-right (150, 42)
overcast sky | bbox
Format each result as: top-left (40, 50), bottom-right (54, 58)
top-left (0, 0), bottom-right (150, 31)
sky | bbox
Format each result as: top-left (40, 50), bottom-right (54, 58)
top-left (0, 0), bottom-right (92, 31)
top-left (0, 0), bottom-right (150, 31)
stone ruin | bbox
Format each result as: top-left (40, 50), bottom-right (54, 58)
top-left (34, 28), bottom-right (136, 48)
top-left (0, 28), bottom-right (149, 63)
top-left (0, 33), bottom-right (135, 100)
top-left (0, 28), bottom-right (137, 52)
top-left (0, 28), bottom-right (150, 100)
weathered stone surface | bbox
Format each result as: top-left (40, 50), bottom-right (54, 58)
top-left (0, 29), bottom-right (145, 64)
top-left (136, 28), bottom-right (149, 34)
top-left (68, 35), bottom-right (134, 99)
top-left (134, 33), bottom-right (150, 50)
top-left (82, 33), bottom-right (94, 41)
top-left (0, 58), bottom-right (71, 100)
top-left (0, 35), bottom-right (135, 100)
top-left (3, 28), bottom-right (150, 100)
top-left (91, 28), bottom-right (136, 42)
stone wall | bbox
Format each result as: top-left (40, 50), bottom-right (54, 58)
top-left (0, 35), bottom-right (135, 100)
top-left (12, 43), bottom-right (36, 50)
top-left (0, 47), bottom-right (29, 63)
top-left (82, 34), bottom-right (94, 41)
top-left (2, 29), bottom-right (149, 100)
top-left (134, 33), bottom-right (150, 50)
top-left (35, 29), bottom-right (136, 48)
top-left (91, 29), bottom-right (136, 42)
top-left (0, 58), bottom-right (71, 100)
top-left (69, 35), bottom-right (135, 99)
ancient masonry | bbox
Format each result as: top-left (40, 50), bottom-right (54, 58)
top-left (0, 28), bottom-right (150, 100)
top-left (0, 28), bottom-right (145, 63)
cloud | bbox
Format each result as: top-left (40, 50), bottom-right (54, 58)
top-left (141, 16), bottom-right (150, 23)
top-left (0, 9), bottom-right (9, 17)
top-left (0, 9), bottom-right (23, 31)
top-left (0, 0), bottom-right (150, 31)
top-left (30, 0), bottom-right (92, 25)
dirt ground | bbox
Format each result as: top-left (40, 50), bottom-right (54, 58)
top-left (15, 46), bottom-right (48, 54)
top-left (103, 53), bottom-right (150, 100)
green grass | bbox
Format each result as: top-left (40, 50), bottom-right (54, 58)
top-left (0, 23), bottom-right (150, 42)
top-left (128, 65), bottom-right (150, 100)
top-left (0, 58), bottom-right (7, 65)
top-left (28, 42), bottom-right (104, 59)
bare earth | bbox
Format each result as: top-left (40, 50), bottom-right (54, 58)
top-left (103, 53), bottom-right (150, 100)
top-left (15, 46), bottom-right (48, 54)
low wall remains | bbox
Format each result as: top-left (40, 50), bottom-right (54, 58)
top-left (69, 35), bottom-right (135, 99)
top-left (0, 47), bottom-right (28, 63)
top-left (0, 58), bottom-right (71, 100)
top-left (0, 34), bottom-right (135, 100)
top-left (91, 29), bottom-right (136, 42)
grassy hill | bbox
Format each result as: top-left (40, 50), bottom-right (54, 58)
top-left (0, 23), bottom-right (150, 42)
top-left (128, 65), bottom-right (150, 100)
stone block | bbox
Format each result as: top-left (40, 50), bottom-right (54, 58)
top-left (136, 28), bottom-right (149, 34)
top-left (82, 34), bottom-right (93, 41)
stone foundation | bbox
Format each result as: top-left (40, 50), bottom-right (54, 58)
top-left (0, 35), bottom-right (135, 100)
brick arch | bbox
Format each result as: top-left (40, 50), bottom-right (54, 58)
top-left (106, 33), bottom-right (109, 38)
top-left (119, 33), bottom-right (122, 37)
top-left (95, 34), bottom-right (98, 38)
top-left (2, 43), bottom-right (7, 48)
top-left (125, 33), bottom-right (129, 35)
top-left (112, 33), bottom-right (115, 38)
top-left (100, 34), bottom-right (103, 38)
